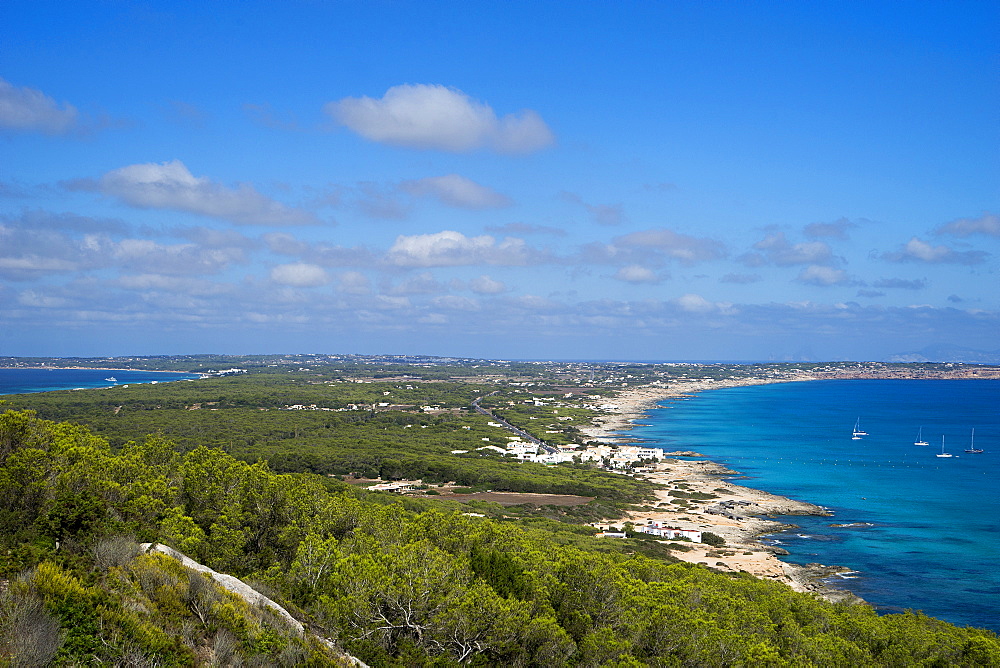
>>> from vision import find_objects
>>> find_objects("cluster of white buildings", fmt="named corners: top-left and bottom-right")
top-left (479, 396), bottom-right (666, 469)
top-left (594, 521), bottom-right (702, 542)
top-left (204, 368), bottom-right (247, 376)
top-left (578, 444), bottom-right (663, 468)
top-left (633, 521), bottom-right (703, 542)
top-left (475, 438), bottom-right (578, 464)
top-left (470, 438), bottom-right (665, 468)
top-left (369, 481), bottom-right (417, 493)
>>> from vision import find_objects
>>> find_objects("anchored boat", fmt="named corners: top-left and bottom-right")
top-left (936, 435), bottom-right (953, 458)
top-left (964, 428), bottom-right (983, 454)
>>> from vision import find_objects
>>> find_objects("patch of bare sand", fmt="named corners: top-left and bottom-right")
top-left (579, 379), bottom-right (861, 601)
top-left (611, 458), bottom-right (860, 602)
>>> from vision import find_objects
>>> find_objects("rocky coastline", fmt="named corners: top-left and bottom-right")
top-left (586, 379), bottom-right (864, 603)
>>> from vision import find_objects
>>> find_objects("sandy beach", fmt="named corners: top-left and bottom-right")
top-left (624, 458), bottom-right (859, 600)
top-left (579, 376), bottom-right (812, 444)
top-left (587, 379), bottom-right (863, 602)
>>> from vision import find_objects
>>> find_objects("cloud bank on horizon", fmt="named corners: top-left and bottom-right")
top-left (1, 2), bottom-right (997, 361)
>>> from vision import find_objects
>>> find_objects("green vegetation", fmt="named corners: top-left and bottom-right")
top-left (479, 392), bottom-right (600, 448)
top-left (1, 373), bottom-right (653, 506)
top-left (2, 357), bottom-right (1000, 665)
top-left (701, 532), bottom-right (727, 548)
top-left (1, 408), bottom-right (999, 666)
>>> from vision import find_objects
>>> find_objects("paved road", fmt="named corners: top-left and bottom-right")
top-left (471, 393), bottom-right (558, 454)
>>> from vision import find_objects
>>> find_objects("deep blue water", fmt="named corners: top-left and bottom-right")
top-left (0, 368), bottom-right (200, 395)
top-left (633, 379), bottom-right (1000, 632)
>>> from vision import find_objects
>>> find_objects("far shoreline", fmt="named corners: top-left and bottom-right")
top-left (0, 366), bottom-right (200, 374)
top-left (0, 367), bottom-right (204, 396)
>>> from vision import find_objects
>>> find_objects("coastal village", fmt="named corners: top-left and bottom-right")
top-left (347, 362), bottom-right (1000, 600)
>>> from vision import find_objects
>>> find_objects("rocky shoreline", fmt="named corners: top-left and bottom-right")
top-left (588, 379), bottom-right (864, 603)
top-left (633, 458), bottom-right (861, 602)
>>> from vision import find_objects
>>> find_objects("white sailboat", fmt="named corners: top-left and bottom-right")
top-left (914, 426), bottom-right (929, 446)
top-left (852, 417), bottom-right (867, 440)
top-left (964, 428), bottom-right (983, 454)
top-left (936, 435), bottom-right (953, 458)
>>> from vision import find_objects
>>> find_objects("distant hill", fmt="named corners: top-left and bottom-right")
top-left (888, 344), bottom-right (1000, 363)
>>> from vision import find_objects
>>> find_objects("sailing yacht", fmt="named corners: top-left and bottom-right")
top-left (914, 426), bottom-right (929, 446)
top-left (936, 435), bottom-right (953, 458)
top-left (964, 428), bottom-right (984, 454)
top-left (852, 417), bottom-right (867, 440)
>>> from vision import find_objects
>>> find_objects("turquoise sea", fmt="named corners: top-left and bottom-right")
top-left (0, 368), bottom-right (201, 395)
top-left (634, 379), bottom-right (1000, 632)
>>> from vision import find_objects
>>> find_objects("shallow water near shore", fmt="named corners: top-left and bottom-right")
top-left (635, 378), bottom-right (1000, 632)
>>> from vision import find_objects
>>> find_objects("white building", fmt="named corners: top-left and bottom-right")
top-left (635, 522), bottom-right (702, 542)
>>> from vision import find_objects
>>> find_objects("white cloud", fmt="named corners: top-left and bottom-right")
top-left (326, 84), bottom-right (554, 153)
top-left (614, 264), bottom-right (661, 283)
top-left (263, 232), bottom-right (309, 256)
top-left (903, 238), bottom-right (949, 262)
top-left (386, 230), bottom-right (533, 267)
top-left (111, 238), bottom-right (246, 275)
top-left (469, 275), bottom-right (506, 295)
top-left (375, 295), bottom-right (412, 310)
top-left (337, 271), bottom-right (372, 295)
top-left (750, 232), bottom-right (834, 266)
top-left (70, 160), bottom-right (318, 225)
top-left (0, 255), bottom-right (78, 280)
top-left (401, 174), bottom-right (511, 209)
top-left (17, 289), bottom-right (70, 308)
top-left (796, 265), bottom-right (851, 286)
top-left (673, 293), bottom-right (717, 313)
top-left (882, 237), bottom-right (988, 265)
top-left (614, 228), bottom-right (726, 264)
top-left (0, 78), bottom-right (79, 135)
top-left (935, 212), bottom-right (1000, 238)
top-left (270, 262), bottom-right (330, 287)
top-left (0, 211), bottom-right (260, 287)
top-left (418, 313), bottom-right (450, 325)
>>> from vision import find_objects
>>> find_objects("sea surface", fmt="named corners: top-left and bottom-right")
top-left (633, 378), bottom-right (1000, 632)
top-left (0, 367), bottom-right (201, 395)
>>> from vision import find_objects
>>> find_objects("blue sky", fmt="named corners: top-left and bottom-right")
top-left (2, 1), bottom-right (997, 361)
